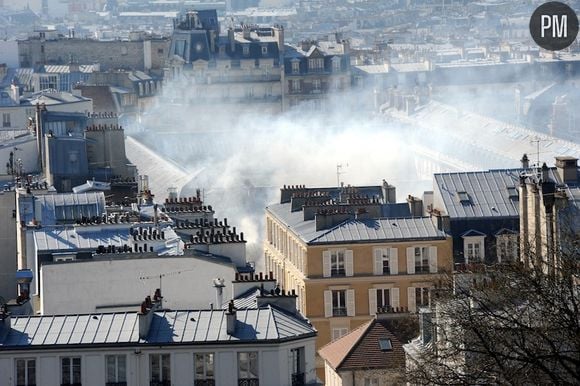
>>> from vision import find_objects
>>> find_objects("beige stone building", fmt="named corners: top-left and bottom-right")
top-left (264, 183), bottom-right (453, 379)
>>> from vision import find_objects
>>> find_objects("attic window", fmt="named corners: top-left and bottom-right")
top-left (456, 191), bottom-right (470, 203)
top-left (378, 338), bottom-right (393, 351)
top-left (507, 187), bottom-right (518, 199)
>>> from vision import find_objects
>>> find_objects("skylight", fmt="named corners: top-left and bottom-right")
top-left (456, 191), bottom-right (470, 203)
top-left (507, 187), bottom-right (518, 199)
top-left (378, 338), bottom-right (393, 351)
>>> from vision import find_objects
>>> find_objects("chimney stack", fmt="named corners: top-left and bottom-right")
top-left (521, 153), bottom-right (530, 169)
top-left (0, 305), bottom-right (10, 331)
top-left (213, 278), bottom-right (225, 309)
top-left (226, 300), bottom-right (237, 335)
top-left (554, 156), bottom-right (578, 184)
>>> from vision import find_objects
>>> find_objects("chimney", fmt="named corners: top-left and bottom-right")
top-left (407, 195), bottom-right (423, 217)
top-left (382, 179), bottom-right (396, 203)
top-left (0, 305), bottom-right (10, 331)
top-left (232, 271), bottom-right (276, 298)
top-left (226, 300), bottom-right (237, 335)
top-left (301, 40), bottom-right (311, 52)
top-left (213, 277), bottom-right (225, 309)
top-left (10, 81), bottom-right (20, 105)
top-left (554, 156), bottom-right (578, 184)
top-left (138, 291), bottom-right (162, 339)
top-left (541, 162), bottom-right (550, 182)
top-left (521, 153), bottom-right (530, 169)
top-left (228, 28), bottom-right (235, 52)
top-left (257, 288), bottom-right (298, 314)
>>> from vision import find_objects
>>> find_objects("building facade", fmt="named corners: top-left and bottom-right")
top-left (264, 183), bottom-right (453, 379)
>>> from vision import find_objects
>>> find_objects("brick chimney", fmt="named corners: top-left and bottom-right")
top-left (257, 287), bottom-right (298, 314)
top-left (138, 289), bottom-right (162, 339)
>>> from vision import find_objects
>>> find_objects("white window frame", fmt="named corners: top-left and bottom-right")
top-left (291, 79), bottom-right (301, 92)
top-left (61, 356), bottom-right (81, 386)
top-left (332, 289), bottom-right (346, 316)
top-left (414, 247), bottom-right (430, 273)
top-left (194, 353), bottom-right (214, 381)
top-left (291, 60), bottom-right (300, 74)
top-left (312, 79), bottom-right (321, 92)
top-left (105, 354), bottom-right (126, 384)
top-left (308, 57), bottom-right (324, 72)
top-left (374, 247), bottom-right (398, 275)
top-left (149, 353), bottom-right (171, 384)
top-left (15, 358), bottom-right (36, 386)
top-left (463, 235), bottom-right (485, 264)
top-left (406, 246), bottom-right (437, 274)
top-left (261, 45), bottom-right (268, 55)
top-left (238, 351), bottom-right (259, 382)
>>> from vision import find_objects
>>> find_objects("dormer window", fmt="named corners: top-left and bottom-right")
top-left (291, 60), bottom-right (300, 74)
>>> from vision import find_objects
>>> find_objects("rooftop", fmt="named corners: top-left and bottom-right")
top-left (0, 306), bottom-right (316, 349)
top-left (319, 318), bottom-right (406, 371)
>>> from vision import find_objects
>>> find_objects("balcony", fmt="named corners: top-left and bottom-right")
top-left (238, 379), bottom-right (259, 386)
top-left (195, 380), bottom-right (216, 386)
top-left (332, 307), bottom-right (347, 317)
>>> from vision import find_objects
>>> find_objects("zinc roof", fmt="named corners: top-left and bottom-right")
top-left (310, 217), bottom-right (447, 245)
top-left (0, 307), bottom-right (315, 349)
top-left (433, 168), bottom-right (546, 218)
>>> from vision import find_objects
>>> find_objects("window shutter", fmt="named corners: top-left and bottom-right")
top-left (389, 248), bottom-right (398, 275)
top-left (429, 246), bottom-right (438, 273)
top-left (406, 247), bottom-right (415, 274)
top-left (373, 249), bottom-right (383, 275)
top-left (324, 290), bottom-right (332, 317)
top-left (368, 288), bottom-right (377, 316)
top-left (346, 289), bottom-right (355, 316)
top-left (345, 250), bottom-right (354, 277)
top-left (390, 288), bottom-right (400, 310)
top-left (407, 286), bottom-right (416, 312)
top-left (322, 251), bottom-right (331, 277)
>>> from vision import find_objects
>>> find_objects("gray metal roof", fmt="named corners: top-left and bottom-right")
top-left (34, 192), bottom-right (106, 225)
top-left (34, 226), bottom-right (132, 252)
top-left (310, 217), bottom-right (447, 245)
top-left (434, 169), bottom-right (525, 219)
top-left (0, 307), bottom-right (315, 349)
top-left (266, 203), bottom-right (430, 244)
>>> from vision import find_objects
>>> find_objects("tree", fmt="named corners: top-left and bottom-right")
top-left (405, 229), bottom-right (580, 385)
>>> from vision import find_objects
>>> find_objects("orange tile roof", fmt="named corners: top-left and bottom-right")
top-left (318, 320), bottom-right (372, 370)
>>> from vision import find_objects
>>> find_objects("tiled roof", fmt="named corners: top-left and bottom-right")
top-left (318, 320), bottom-right (371, 369)
top-left (319, 319), bottom-right (406, 371)
top-left (0, 306), bottom-right (316, 349)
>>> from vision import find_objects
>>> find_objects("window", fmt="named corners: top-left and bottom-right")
top-left (378, 338), bottom-right (393, 351)
top-left (497, 235), bottom-right (517, 262)
top-left (331, 327), bottom-right (349, 341)
top-left (416, 287), bottom-right (429, 307)
top-left (290, 347), bottom-right (305, 386)
top-left (150, 354), bottom-right (170, 386)
top-left (238, 352), bottom-right (259, 385)
top-left (105, 355), bottom-right (126, 386)
top-left (376, 288), bottom-right (390, 312)
top-left (308, 58), bottom-right (324, 72)
top-left (2, 113), bottom-right (10, 127)
top-left (15, 358), bottom-right (35, 386)
top-left (261, 45), bottom-right (268, 55)
top-left (291, 60), bottom-right (300, 74)
top-left (243, 45), bottom-right (249, 56)
top-left (332, 289), bottom-right (347, 316)
top-left (312, 79), bottom-right (321, 93)
top-left (332, 58), bottom-right (341, 72)
top-left (364, 378), bottom-right (379, 386)
top-left (291, 79), bottom-right (301, 92)
top-left (380, 249), bottom-right (390, 274)
top-left (456, 191), bottom-right (470, 203)
top-left (330, 250), bottom-right (345, 277)
top-left (194, 353), bottom-right (214, 386)
top-left (61, 357), bottom-right (81, 386)
top-left (466, 241), bottom-right (483, 263)
top-left (414, 247), bottom-right (430, 273)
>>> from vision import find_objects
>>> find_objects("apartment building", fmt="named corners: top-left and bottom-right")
top-left (264, 183), bottom-right (453, 379)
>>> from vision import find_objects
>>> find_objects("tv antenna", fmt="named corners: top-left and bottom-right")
top-left (529, 137), bottom-right (549, 169)
top-left (139, 268), bottom-right (197, 304)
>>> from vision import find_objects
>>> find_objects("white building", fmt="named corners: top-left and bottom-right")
top-left (0, 292), bottom-right (318, 386)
